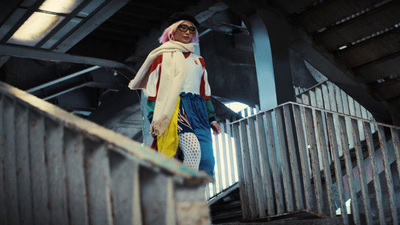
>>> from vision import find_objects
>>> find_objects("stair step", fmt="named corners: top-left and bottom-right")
top-left (214, 217), bottom-right (344, 225)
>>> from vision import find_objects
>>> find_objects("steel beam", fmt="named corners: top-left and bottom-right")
top-left (0, 44), bottom-right (136, 79)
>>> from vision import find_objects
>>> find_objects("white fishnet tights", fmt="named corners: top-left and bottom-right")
top-left (178, 133), bottom-right (201, 171)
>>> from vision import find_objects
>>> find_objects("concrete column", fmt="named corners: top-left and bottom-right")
top-left (245, 8), bottom-right (295, 110)
top-left (248, 14), bottom-right (276, 110)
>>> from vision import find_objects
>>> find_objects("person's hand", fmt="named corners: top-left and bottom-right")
top-left (210, 121), bottom-right (221, 135)
top-left (149, 123), bottom-right (157, 137)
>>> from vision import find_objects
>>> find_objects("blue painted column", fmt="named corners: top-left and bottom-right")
top-left (247, 12), bottom-right (295, 111)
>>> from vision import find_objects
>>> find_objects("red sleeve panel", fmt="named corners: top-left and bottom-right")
top-left (199, 57), bottom-right (210, 100)
top-left (147, 55), bottom-right (163, 101)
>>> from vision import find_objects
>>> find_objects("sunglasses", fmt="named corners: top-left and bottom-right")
top-left (177, 24), bottom-right (197, 34)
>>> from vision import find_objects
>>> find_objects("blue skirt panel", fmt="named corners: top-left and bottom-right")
top-left (179, 92), bottom-right (215, 177)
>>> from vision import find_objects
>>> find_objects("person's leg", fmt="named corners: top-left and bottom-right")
top-left (195, 128), bottom-right (215, 177)
top-left (180, 93), bottom-right (215, 177)
top-left (178, 132), bottom-right (201, 171)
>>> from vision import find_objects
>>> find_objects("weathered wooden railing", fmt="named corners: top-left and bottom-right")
top-left (231, 101), bottom-right (400, 225)
top-left (0, 81), bottom-right (211, 225)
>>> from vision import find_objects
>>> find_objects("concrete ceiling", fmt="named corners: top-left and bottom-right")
top-left (0, 0), bottom-right (399, 125)
top-left (281, 0), bottom-right (400, 124)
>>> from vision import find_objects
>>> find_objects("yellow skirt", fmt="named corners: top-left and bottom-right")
top-left (157, 96), bottom-right (180, 157)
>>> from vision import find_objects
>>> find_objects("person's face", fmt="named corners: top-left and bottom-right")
top-left (173, 20), bottom-right (196, 44)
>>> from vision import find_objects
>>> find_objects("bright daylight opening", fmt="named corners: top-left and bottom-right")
top-left (8, 0), bottom-right (81, 46)
top-left (8, 12), bottom-right (63, 46)
top-left (224, 101), bottom-right (249, 113)
top-left (39, 0), bottom-right (83, 14)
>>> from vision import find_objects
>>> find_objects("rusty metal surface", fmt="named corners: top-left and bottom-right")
top-left (340, 115), bottom-right (362, 224)
top-left (275, 108), bottom-right (294, 212)
top-left (292, 105), bottom-right (313, 211)
top-left (247, 116), bottom-right (265, 217)
top-left (265, 111), bottom-right (285, 214)
top-left (391, 128), bottom-right (400, 195)
top-left (377, 126), bottom-right (399, 224)
top-left (351, 119), bottom-right (373, 224)
top-left (326, 113), bottom-right (349, 224)
top-left (364, 122), bottom-right (386, 224)
top-left (239, 119), bottom-right (257, 219)
top-left (232, 122), bottom-right (250, 219)
top-left (255, 113), bottom-right (275, 216)
top-left (315, 110), bottom-right (336, 217)
top-left (284, 105), bottom-right (304, 211)
top-left (304, 107), bottom-right (325, 215)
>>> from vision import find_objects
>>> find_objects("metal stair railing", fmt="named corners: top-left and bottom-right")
top-left (295, 80), bottom-right (376, 151)
top-left (206, 81), bottom-right (394, 223)
top-left (0, 81), bottom-right (212, 225)
top-left (206, 107), bottom-right (260, 200)
top-left (231, 101), bottom-right (400, 225)
top-left (295, 80), bottom-right (375, 122)
top-left (208, 81), bottom-right (378, 200)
